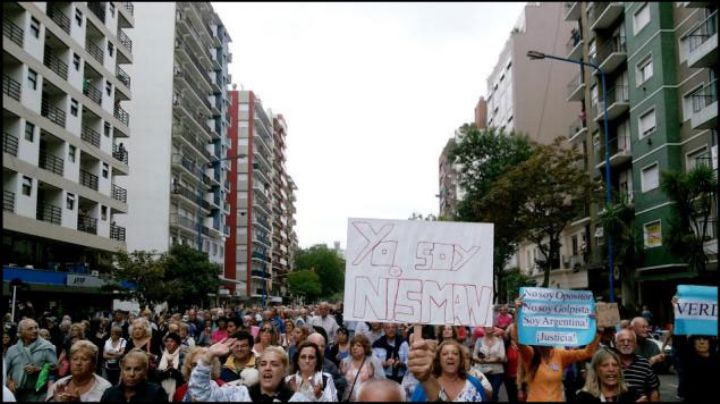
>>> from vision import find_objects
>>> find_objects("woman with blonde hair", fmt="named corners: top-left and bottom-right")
top-left (576, 348), bottom-right (641, 402)
top-left (100, 349), bottom-right (167, 402)
top-left (172, 347), bottom-right (225, 402)
top-left (123, 318), bottom-right (162, 375)
top-left (47, 340), bottom-right (112, 402)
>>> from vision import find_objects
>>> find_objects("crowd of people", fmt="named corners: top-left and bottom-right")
top-left (2, 298), bottom-right (717, 402)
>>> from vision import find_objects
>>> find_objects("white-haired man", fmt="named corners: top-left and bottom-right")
top-left (308, 302), bottom-right (339, 345)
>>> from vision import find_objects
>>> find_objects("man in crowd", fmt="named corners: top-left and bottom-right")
top-left (220, 331), bottom-right (259, 385)
top-left (357, 378), bottom-right (406, 402)
top-left (631, 316), bottom-right (666, 370)
top-left (614, 328), bottom-right (661, 401)
top-left (5, 319), bottom-right (57, 401)
top-left (372, 323), bottom-right (407, 383)
top-left (309, 302), bottom-right (339, 345)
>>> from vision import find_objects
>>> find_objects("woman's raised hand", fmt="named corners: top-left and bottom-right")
top-left (208, 337), bottom-right (237, 358)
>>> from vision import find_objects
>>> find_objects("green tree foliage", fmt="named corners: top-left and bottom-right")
top-left (660, 164), bottom-right (718, 272)
top-left (600, 200), bottom-right (643, 271)
top-left (501, 267), bottom-right (537, 303)
top-left (481, 138), bottom-right (601, 287)
top-left (294, 245), bottom-right (345, 296)
top-left (110, 249), bottom-right (169, 305)
top-left (288, 270), bottom-right (322, 301)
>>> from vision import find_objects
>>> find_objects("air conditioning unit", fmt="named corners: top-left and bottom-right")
top-left (91, 270), bottom-right (100, 276)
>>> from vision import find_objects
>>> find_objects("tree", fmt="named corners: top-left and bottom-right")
top-left (661, 164), bottom-right (718, 273)
top-left (288, 270), bottom-right (322, 302)
top-left (482, 138), bottom-right (602, 287)
top-left (450, 124), bottom-right (534, 300)
top-left (294, 245), bottom-right (345, 297)
top-left (501, 267), bottom-right (537, 303)
top-left (110, 249), bottom-right (169, 305)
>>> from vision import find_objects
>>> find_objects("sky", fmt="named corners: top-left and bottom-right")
top-left (212, 2), bottom-right (528, 249)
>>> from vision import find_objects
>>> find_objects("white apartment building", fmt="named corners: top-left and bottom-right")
top-left (116, 2), bottom-right (232, 265)
top-left (3, 2), bottom-right (133, 272)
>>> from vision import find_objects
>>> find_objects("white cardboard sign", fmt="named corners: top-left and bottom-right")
top-left (342, 218), bottom-right (494, 326)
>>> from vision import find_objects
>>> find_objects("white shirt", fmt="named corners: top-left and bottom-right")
top-left (309, 315), bottom-right (339, 344)
top-left (284, 372), bottom-right (337, 402)
top-left (46, 374), bottom-right (112, 402)
top-left (103, 337), bottom-right (127, 365)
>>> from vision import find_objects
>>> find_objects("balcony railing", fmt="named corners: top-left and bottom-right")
top-left (116, 65), bottom-right (131, 88)
top-left (83, 82), bottom-right (102, 105)
top-left (118, 29), bottom-right (133, 53)
top-left (110, 223), bottom-right (126, 241)
top-left (41, 99), bottom-right (67, 128)
top-left (44, 48), bottom-right (69, 80)
top-left (112, 143), bottom-right (129, 165)
top-left (111, 184), bottom-right (127, 203)
top-left (176, 128), bottom-right (212, 160)
top-left (114, 104), bottom-right (129, 126)
top-left (87, 2), bottom-right (106, 23)
top-left (687, 11), bottom-right (717, 53)
top-left (593, 36), bottom-right (627, 71)
top-left (3, 190), bottom-right (14, 213)
top-left (2, 16), bottom-right (23, 47)
top-left (3, 132), bottom-right (18, 156)
top-left (46, 6), bottom-right (71, 34)
top-left (691, 79), bottom-right (718, 113)
top-left (86, 41), bottom-right (104, 64)
top-left (81, 125), bottom-right (101, 148)
top-left (171, 213), bottom-right (196, 230)
top-left (39, 150), bottom-right (65, 176)
top-left (77, 214), bottom-right (98, 235)
top-left (37, 202), bottom-right (62, 225)
top-left (3, 74), bottom-right (21, 101)
top-left (80, 169), bottom-right (99, 190)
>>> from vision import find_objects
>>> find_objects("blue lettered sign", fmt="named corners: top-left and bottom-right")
top-left (674, 285), bottom-right (718, 336)
top-left (518, 287), bottom-right (596, 347)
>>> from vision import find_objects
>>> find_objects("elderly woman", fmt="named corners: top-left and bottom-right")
top-left (47, 340), bottom-right (112, 402)
top-left (286, 341), bottom-right (337, 401)
top-left (187, 339), bottom-right (304, 401)
top-left (57, 323), bottom-right (86, 377)
top-left (103, 326), bottom-right (127, 386)
top-left (5, 319), bottom-right (57, 401)
top-left (410, 339), bottom-right (489, 401)
top-left (340, 334), bottom-right (379, 401)
top-left (100, 349), bottom-right (168, 402)
top-left (124, 318), bottom-right (162, 373)
top-left (156, 333), bottom-right (185, 400)
top-left (575, 349), bottom-right (641, 402)
top-left (253, 324), bottom-right (279, 356)
top-left (172, 347), bottom-right (225, 402)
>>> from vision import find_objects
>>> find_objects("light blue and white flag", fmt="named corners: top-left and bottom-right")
top-left (674, 285), bottom-right (717, 336)
top-left (518, 287), bottom-right (596, 347)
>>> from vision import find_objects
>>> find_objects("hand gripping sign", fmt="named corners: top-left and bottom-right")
top-left (518, 287), bottom-right (596, 347)
top-left (343, 218), bottom-right (494, 326)
top-left (674, 285), bottom-right (718, 336)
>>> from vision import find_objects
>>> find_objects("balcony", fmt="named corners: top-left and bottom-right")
top-left (594, 36), bottom-right (627, 73)
top-left (111, 184), bottom-right (127, 203)
top-left (77, 214), bottom-right (98, 235)
top-left (3, 74), bottom-right (21, 101)
top-left (87, 2), bottom-right (106, 23)
top-left (4, 190), bottom-right (15, 213)
top-left (83, 82), bottom-right (102, 105)
top-left (568, 117), bottom-right (588, 142)
top-left (80, 169), bottom-right (99, 191)
top-left (114, 104), bottom-right (130, 127)
top-left (41, 99), bottom-right (66, 128)
top-left (116, 65), bottom-right (131, 88)
top-left (593, 85), bottom-right (629, 122)
top-left (175, 128), bottom-right (212, 161)
top-left (37, 202), bottom-right (62, 225)
top-left (118, 30), bottom-right (133, 54)
top-left (690, 80), bottom-right (718, 130)
top-left (110, 223), bottom-right (126, 241)
top-left (2, 16), bottom-right (23, 47)
top-left (46, 6), bottom-right (70, 34)
top-left (564, 2), bottom-right (580, 21)
top-left (39, 150), bottom-right (64, 176)
top-left (566, 34), bottom-right (583, 60)
top-left (3, 132), bottom-right (18, 156)
top-left (170, 213), bottom-right (197, 231)
top-left (81, 125), bottom-right (101, 148)
top-left (567, 73), bottom-right (585, 102)
top-left (251, 270), bottom-right (271, 279)
top-left (589, 2), bottom-right (624, 31)
top-left (686, 11), bottom-right (717, 68)
top-left (112, 143), bottom-right (129, 165)
top-left (595, 135), bottom-right (632, 169)
top-left (86, 41), bottom-right (104, 65)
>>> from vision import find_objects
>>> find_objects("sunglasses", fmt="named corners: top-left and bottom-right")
top-left (261, 328), bottom-right (274, 333)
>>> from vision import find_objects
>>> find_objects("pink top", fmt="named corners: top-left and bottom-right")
top-left (211, 329), bottom-right (229, 343)
top-left (495, 313), bottom-right (513, 329)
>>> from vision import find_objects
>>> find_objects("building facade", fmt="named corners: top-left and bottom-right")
top-left (3, 2), bottom-right (133, 275)
top-left (115, 2), bottom-right (232, 266)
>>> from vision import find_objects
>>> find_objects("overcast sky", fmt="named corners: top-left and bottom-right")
top-left (212, 2), bottom-right (528, 249)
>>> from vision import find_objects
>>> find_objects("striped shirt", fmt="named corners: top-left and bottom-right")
top-left (622, 354), bottom-right (659, 397)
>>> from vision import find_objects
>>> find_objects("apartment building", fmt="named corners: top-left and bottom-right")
top-left (563, 1), bottom-right (717, 315)
top-left (115, 3), bottom-right (232, 266)
top-left (3, 2), bottom-right (133, 281)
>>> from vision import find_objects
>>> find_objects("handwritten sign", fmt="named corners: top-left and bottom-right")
top-left (596, 302), bottom-right (620, 328)
top-left (518, 287), bottom-right (596, 347)
top-left (674, 285), bottom-right (717, 336)
top-left (112, 299), bottom-right (140, 314)
top-left (342, 218), bottom-right (494, 326)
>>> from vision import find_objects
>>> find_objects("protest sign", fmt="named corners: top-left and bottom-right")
top-left (674, 284), bottom-right (717, 336)
top-left (342, 218), bottom-right (494, 326)
top-left (518, 287), bottom-right (596, 346)
top-left (596, 302), bottom-right (620, 328)
top-left (112, 299), bottom-right (140, 314)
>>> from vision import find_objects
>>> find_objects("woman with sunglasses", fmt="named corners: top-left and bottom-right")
top-left (253, 325), bottom-right (279, 356)
top-left (286, 341), bottom-right (337, 401)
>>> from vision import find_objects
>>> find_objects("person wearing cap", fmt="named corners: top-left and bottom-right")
top-left (156, 333), bottom-right (185, 400)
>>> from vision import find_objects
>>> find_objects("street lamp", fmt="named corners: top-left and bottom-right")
top-left (527, 50), bottom-right (616, 303)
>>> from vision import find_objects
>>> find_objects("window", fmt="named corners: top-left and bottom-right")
top-left (72, 53), bottom-right (81, 70)
top-left (68, 145), bottom-right (76, 162)
top-left (66, 193), bottom-right (75, 210)
top-left (641, 163), bottom-right (659, 192)
top-left (643, 220), bottom-right (662, 248)
top-left (634, 3), bottom-right (650, 35)
top-left (30, 17), bottom-right (40, 38)
top-left (571, 235), bottom-right (579, 255)
top-left (25, 122), bottom-right (35, 142)
top-left (107, 42), bottom-right (114, 57)
top-left (75, 8), bottom-right (83, 26)
top-left (105, 81), bottom-right (112, 97)
top-left (28, 69), bottom-right (38, 90)
top-left (686, 146), bottom-right (709, 170)
top-left (22, 176), bottom-right (32, 196)
top-left (104, 122), bottom-right (111, 137)
top-left (636, 55), bottom-right (653, 85)
top-left (639, 109), bottom-right (656, 138)
top-left (101, 205), bottom-right (107, 221)
top-left (70, 99), bottom-right (79, 116)
top-left (102, 162), bottom-right (109, 178)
